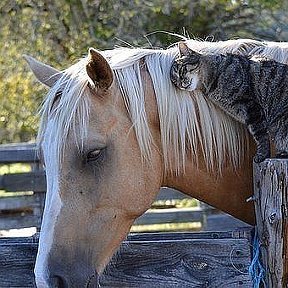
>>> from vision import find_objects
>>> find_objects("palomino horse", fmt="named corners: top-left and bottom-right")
top-left (25, 39), bottom-right (288, 287)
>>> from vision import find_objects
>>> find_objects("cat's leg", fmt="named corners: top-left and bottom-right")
top-left (274, 121), bottom-right (288, 158)
top-left (247, 120), bottom-right (270, 163)
top-left (244, 101), bottom-right (270, 163)
top-left (250, 131), bottom-right (270, 163)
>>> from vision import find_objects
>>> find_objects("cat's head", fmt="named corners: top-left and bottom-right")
top-left (171, 42), bottom-right (214, 92)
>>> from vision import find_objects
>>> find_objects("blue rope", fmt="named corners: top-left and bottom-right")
top-left (249, 229), bottom-right (266, 288)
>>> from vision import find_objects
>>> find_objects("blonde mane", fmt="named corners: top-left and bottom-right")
top-left (38, 39), bottom-right (288, 175)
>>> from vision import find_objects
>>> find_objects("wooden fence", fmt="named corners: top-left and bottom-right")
top-left (0, 230), bottom-right (253, 287)
top-left (0, 143), bottom-right (45, 230)
top-left (0, 143), bottom-right (254, 287)
top-left (0, 143), bottom-right (252, 233)
top-left (2, 144), bottom-right (287, 287)
top-left (0, 143), bottom-right (220, 232)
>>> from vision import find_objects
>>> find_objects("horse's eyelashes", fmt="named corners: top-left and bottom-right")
top-left (86, 149), bottom-right (102, 163)
top-left (50, 90), bottom-right (62, 112)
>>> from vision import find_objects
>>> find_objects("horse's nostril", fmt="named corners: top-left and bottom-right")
top-left (51, 275), bottom-right (67, 288)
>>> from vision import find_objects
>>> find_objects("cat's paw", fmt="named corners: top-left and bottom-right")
top-left (253, 154), bottom-right (268, 163)
top-left (276, 152), bottom-right (288, 159)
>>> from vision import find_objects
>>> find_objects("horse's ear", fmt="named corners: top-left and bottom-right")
top-left (178, 42), bottom-right (199, 57)
top-left (23, 55), bottom-right (62, 88)
top-left (86, 48), bottom-right (113, 90)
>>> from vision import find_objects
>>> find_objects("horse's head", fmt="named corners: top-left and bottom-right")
top-left (26, 49), bottom-right (163, 287)
top-left (25, 40), bottom-right (258, 287)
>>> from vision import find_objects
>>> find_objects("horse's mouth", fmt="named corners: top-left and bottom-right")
top-left (86, 273), bottom-right (99, 288)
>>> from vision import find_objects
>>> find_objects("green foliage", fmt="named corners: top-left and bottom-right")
top-left (0, 163), bottom-right (31, 175)
top-left (0, 0), bottom-right (287, 143)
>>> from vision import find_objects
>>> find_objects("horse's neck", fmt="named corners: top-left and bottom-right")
top-left (141, 66), bottom-right (255, 225)
top-left (163, 153), bottom-right (255, 225)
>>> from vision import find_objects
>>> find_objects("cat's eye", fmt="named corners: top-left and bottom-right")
top-left (187, 63), bottom-right (199, 70)
top-left (86, 149), bottom-right (102, 163)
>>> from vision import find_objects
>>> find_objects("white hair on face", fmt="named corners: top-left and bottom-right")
top-left (35, 60), bottom-right (92, 285)
top-left (38, 39), bottom-right (288, 176)
top-left (38, 59), bottom-right (91, 165)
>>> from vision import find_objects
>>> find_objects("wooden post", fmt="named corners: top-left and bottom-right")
top-left (31, 162), bottom-right (45, 231)
top-left (253, 159), bottom-right (288, 287)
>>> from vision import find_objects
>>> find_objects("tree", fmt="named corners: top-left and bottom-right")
top-left (0, 0), bottom-right (287, 143)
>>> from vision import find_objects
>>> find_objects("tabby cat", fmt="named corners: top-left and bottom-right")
top-left (170, 42), bottom-right (288, 162)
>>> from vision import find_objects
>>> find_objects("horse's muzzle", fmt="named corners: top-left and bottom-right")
top-left (50, 275), bottom-right (67, 288)
top-left (48, 272), bottom-right (99, 288)
top-left (87, 274), bottom-right (99, 288)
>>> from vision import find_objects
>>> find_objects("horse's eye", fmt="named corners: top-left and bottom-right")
top-left (86, 149), bottom-right (102, 162)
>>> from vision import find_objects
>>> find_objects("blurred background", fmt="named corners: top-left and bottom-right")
top-left (0, 0), bottom-right (288, 144)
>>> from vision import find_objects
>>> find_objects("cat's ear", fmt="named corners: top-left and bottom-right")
top-left (178, 42), bottom-right (190, 56)
top-left (178, 42), bottom-right (199, 58)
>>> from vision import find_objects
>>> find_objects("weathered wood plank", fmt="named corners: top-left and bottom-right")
top-left (203, 213), bottom-right (252, 231)
top-left (0, 214), bottom-right (38, 230)
top-left (156, 187), bottom-right (192, 201)
top-left (128, 230), bottom-right (252, 242)
top-left (0, 242), bottom-right (37, 287)
top-left (0, 231), bottom-right (253, 287)
top-left (0, 207), bottom-right (203, 230)
top-left (0, 230), bottom-right (252, 244)
top-left (0, 172), bottom-right (46, 192)
top-left (134, 207), bottom-right (203, 225)
top-left (0, 195), bottom-right (37, 211)
top-left (0, 143), bottom-right (38, 163)
top-left (102, 238), bottom-right (252, 287)
top-left (253, 159), bottom-right (288, 287)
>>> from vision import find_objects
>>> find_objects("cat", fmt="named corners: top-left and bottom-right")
top-left (170, 42), bottom-right (288, 163)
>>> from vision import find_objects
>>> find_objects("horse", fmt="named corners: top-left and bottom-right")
top-left (25, 38), bottom-right (288, 287)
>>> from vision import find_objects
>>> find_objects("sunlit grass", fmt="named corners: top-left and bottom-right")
top-left (131, 222), bottom-right (202, 233)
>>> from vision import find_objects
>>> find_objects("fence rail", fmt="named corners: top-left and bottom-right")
top-left (0, 171), bottom-right (46, 192)
top-left (0, 143), bottom-right (38, 163)
top-left (0, 230), bottom-right (253, 287)
top-left (0, 143), bottom-right (251, 232)
top-left (0, 143), bottom-right (209, 232)
top-left (0, 143), bottom-right (254, 287)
